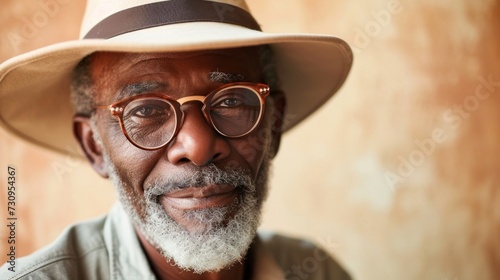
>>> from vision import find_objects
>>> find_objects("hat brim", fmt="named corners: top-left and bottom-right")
top-left (0, 22), bottom-right (352, 158)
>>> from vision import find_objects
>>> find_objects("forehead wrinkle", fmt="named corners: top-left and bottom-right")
top-left (92, 48), bottom-right (261, 103)
top-left (104, 51), bottom-right (231, 73)
top-left (94, 53), bottom-right (173, 83)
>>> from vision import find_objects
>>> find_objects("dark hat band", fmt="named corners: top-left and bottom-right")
top-left (84, 0), bottom-right (261, 39)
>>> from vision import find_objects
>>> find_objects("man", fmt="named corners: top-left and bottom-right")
top-left (0, 0), bottom-right (352, 279)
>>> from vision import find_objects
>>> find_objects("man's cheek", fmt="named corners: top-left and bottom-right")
top-left (107, 134), bottom-right (153, 176)
top-left (116, 176), bottom-right (150, 220)
top-left (238, 139), bottom-right (258, 162)
top-left (227, 135), bottom-right (269, 176)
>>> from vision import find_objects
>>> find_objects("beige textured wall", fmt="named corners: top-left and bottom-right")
top-left (1, 0), bottom-right (499, 279)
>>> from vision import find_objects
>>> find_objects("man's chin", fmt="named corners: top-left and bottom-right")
top-left (141, 200), bottom-right (260, 273)
top-left (159, 198), bottom-right (240, 234)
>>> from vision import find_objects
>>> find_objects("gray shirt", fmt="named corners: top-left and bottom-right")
top-left (0, 203), bottom-right (351, 279)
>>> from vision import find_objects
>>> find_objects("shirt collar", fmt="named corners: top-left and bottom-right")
top-left (251, 236), bottom-right (285, 279)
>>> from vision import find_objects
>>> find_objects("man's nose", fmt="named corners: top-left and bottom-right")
top-left (167, 103), bottom-right (230, 166)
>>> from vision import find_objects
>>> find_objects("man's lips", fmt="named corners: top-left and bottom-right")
top-left (160, 184), bottom-right (238, 210)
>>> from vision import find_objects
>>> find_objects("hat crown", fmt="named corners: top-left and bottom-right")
top-left (80, 0), bottom-right (251, 39)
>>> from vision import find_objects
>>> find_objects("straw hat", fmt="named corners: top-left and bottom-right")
top-left (0, 0), bottom-right (353, 157)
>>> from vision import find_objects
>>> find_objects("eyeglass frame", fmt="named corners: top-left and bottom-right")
top-left (94, 82), bottom-right (271, 150)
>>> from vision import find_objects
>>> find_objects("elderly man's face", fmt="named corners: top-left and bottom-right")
top-left (75, 47), bottom-right (284, 272)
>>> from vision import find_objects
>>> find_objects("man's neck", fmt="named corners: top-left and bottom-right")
top-left (135, 228), bottom-right (254, 280)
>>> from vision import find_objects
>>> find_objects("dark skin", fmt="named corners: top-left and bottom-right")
top-left (73, 47), bottom-right (286, 280)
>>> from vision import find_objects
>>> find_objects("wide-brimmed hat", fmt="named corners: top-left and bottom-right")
top-left (0, 0), bottom-right (353, 157)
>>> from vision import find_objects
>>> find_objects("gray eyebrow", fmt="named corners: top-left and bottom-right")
top-left (208, 71), bottom-right (245, 84)
top-left (116, 81), bottom-right (168, 100)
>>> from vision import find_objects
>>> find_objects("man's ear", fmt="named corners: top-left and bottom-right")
top-left (73, 115), bottom-right (109, 178)
top-left (269, 90), bottom-right (286, 158)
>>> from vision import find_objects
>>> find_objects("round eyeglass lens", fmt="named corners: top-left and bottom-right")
top-left (209, 87), bottom-right (262, 136)
top-left (122, 98), bottom-right (177, 148)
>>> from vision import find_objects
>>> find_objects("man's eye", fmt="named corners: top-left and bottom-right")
top-left (219, 98), bottom-right (243, 107)
top-left (213, 93), bottom-right (249, 108)
top-left (132, 106), bottom-right (165, 117)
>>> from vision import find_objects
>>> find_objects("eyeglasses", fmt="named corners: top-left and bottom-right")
top-left (95, 82), bottom-right (270, 150)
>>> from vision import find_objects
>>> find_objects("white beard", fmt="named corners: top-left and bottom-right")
top-left (104, 155), bottom-right (270, 273)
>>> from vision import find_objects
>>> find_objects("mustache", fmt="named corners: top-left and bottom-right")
top-left (145, 164), bottom-right (255, 200)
